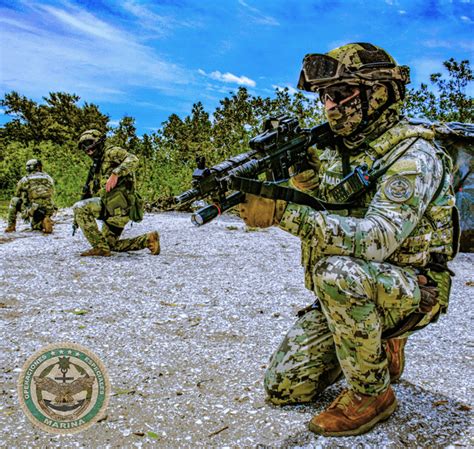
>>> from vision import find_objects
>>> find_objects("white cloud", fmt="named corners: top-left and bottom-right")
top-left (460, 15), bottom-right (473, 23)
top-left (121, 0), bottom-right (200, 37)
top-left (199, 69), bottom-right (256, 87)
top-left (38, 4), bottom-right (125, 43)
top-left (238, 0), bottom-right (279, 26)
top-left (0, 3), bottom-right (191, 102)
top-left (398, 10), bottom-right (407, 14)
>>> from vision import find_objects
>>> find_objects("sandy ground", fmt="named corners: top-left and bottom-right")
top-left (0, 209), bottom-right (473, 448)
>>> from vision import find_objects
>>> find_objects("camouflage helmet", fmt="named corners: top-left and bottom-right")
top-left (297, 42), bottom-right (410, 92)
top-left (26, 159), bottom-right (42, 173)
top-left (78, 129), bottom-right (104, 157)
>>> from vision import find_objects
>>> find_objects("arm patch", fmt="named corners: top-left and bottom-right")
top-left (383, 175), bottom-right (414, 203)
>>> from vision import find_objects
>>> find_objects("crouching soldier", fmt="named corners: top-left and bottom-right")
top-left (73, 129), bottom-right (160, 257)
top-left (5, 159), bottom-right (56, 233)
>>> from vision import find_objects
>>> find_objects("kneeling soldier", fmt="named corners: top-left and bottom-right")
top-left (73, 129), bottom-right (160, 257)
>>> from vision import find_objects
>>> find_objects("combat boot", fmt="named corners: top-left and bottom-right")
top-left (42, 217), bottom-right (54, 234)
top-left (80, 247), bottom-right (111, 257)
top-left (5, 224), bottom-right (16, 232)
top-left (147, 231), bottom-right (160, 255)
top-left (386, 337), bottom-right (408, 382)
top-left (308, 386), bottom-right (397, 437)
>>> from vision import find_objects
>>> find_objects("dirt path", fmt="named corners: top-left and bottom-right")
top-left (1, 210), bottom-right (473, 448)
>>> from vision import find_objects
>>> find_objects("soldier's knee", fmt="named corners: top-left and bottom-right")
top-left (313, 256), bottom-right (371, 303)
top-left (264, 364), bottom-right (327, 405)
top-left (263, 369), bottom-right (297, 405)
top-left (73, 200), bottom-right (85, 215)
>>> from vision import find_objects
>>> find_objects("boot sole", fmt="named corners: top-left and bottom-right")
top-left (308, 397), bottom-right (398, 437)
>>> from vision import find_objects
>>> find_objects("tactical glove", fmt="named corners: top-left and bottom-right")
top-left (291, 147), bottom-right (320, 191)
top-left (239, 194), bottom-right (287, 228)
top-left (417, 275), bottom-right (439, 313)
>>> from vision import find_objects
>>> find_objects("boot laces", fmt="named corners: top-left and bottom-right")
top-left (331, 389), bottom-right (363, 410)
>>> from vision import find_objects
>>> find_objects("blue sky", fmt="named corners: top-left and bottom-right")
top-left (0, 0), bottom-right (473, 135)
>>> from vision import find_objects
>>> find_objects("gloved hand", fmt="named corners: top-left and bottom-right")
top-left (417, 275), bottom-right (439, 313)
top-left (239, 194), bottom-right (287, 228)
top-left (291, 147), bottom-right (320, 191)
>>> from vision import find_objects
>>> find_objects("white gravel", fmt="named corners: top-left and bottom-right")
top-left (0, 209), bottom-right (473, 448)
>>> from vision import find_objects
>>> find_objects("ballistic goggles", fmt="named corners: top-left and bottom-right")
top-left (297, 53), bottom-right (410, 91)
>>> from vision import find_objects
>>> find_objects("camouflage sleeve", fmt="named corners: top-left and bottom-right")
top-left (15, 177), bottom-right (28, 197)
top-left (279, 139), bottom-right (444, 261)
top-left (106, 147), bottom-right (139, 177)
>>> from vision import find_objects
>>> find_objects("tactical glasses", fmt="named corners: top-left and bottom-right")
top-left (79, 139), bottom-right (97, 153)
top-left (319, 84), bottom-right (360, 105)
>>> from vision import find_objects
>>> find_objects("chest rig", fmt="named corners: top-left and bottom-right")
top-left (318, 122), bottom-right (436, 205)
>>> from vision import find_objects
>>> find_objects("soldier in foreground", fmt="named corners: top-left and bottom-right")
top-left (239, 43), bottom-right (458, 436)
top-left (73, 129), bottom-right (160, 257)
top-left (5, 159), bottom-right (56, 234)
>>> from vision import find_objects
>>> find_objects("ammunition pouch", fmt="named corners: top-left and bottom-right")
top-left (103, 185), bottom-right (130, 217)
top-left (129, 191), bottom-right (144, 223)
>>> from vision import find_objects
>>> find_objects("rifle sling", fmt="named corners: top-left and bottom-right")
top-left (231, 176), bottom-right (354, 211)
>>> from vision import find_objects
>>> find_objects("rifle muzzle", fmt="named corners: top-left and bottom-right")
top-left (174, 188), bottom-right (200, 204)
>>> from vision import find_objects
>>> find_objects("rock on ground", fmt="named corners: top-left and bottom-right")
top-left (0, 210), bottom-right (473, 448)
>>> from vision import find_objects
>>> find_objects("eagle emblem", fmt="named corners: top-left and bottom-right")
top-left (34, 375), bottom-right (95, 405)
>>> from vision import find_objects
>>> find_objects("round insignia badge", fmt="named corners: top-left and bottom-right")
top-left (383, 175), bottom-right (414, 203)
top-left (17, 342), bottom-right (110, 434)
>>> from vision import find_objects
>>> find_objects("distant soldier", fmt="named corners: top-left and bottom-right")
top-left (5, 159), bottom-right (56, 233)
top-left (73, 129), bottom-right (160, 257)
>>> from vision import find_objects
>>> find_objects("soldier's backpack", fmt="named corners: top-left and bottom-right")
top-left (409, 119), bottom-right (474, 253)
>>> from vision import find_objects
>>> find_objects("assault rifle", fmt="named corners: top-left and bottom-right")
top-left (174, 115), bottom-right (351, 226)
top-left (72, 157), bottom-right (102, 236)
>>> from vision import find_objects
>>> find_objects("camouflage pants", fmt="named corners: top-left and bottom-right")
top-left (73, 197), bottom-right (149, 252)
top-left (8, 197), bottom-right (54, 230)
top-left (265, 255), bottom-right (422, 404)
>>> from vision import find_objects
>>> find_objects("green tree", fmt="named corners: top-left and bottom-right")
top-left (109, 116), bottom-right (140, 152)
top-left (405, 58), bottom-right (473, 122)
top-left (0, 91), bottom-right (109, 146)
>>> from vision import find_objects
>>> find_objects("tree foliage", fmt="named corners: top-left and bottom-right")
top-left (0, 57), bottom-right (471, 209)
top-left (405, 58), bottom-right (473, 122)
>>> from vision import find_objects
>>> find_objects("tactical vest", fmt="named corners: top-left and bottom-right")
top-left (20, 172), bottom-right (55, 202)
top-left (301, 122), bottom-right (458, 293)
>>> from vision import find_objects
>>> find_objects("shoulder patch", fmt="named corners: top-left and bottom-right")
top-left (383, 175), bottom-right (414, 203)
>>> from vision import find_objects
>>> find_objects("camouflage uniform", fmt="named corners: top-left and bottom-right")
top-left (73, 144), bottom-right (149, 252)
top-left (264, 120), bottom-right (457, 403)
top-left (7, 171), bottom-right (56, 231)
